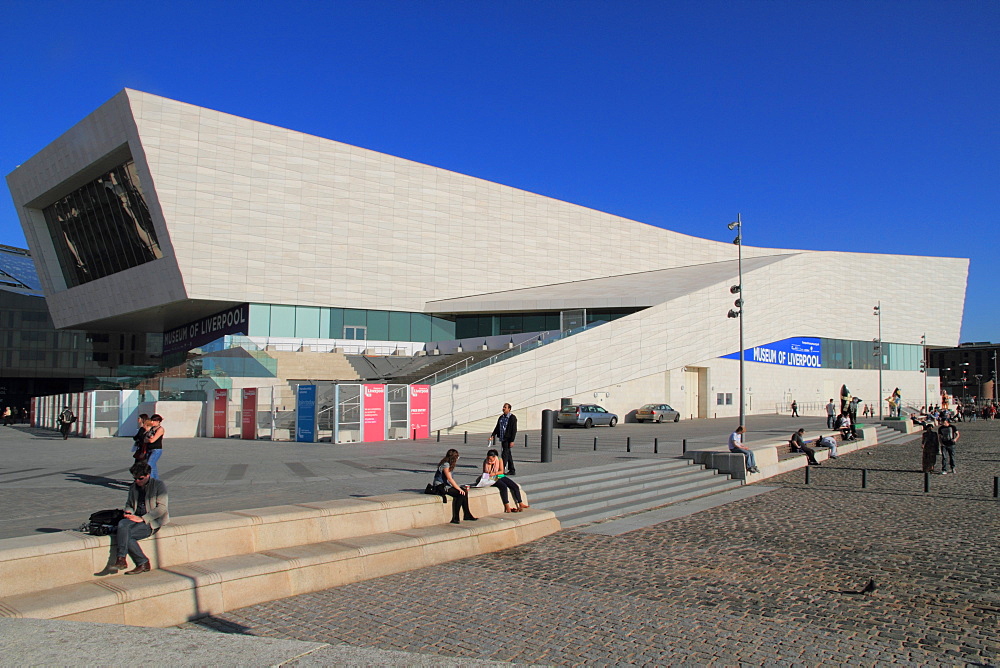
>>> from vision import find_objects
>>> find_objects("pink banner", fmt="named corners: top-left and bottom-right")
top-left (363, 384), bottom-right (385, 442)
top-left (241, 388), bottom-right (257, 440)
top-left (213, 389), bottom-right (228, 438)
top-left (409, 384), bottom-right (430, 438)
top-left (30, 397), bottom-right (35, 428)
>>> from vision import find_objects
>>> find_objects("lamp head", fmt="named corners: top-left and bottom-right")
top-left (728, 221), bottom-right (738, 230)
top-left (727, 309), bottom-right (740, 319)
top-left (730, 285), bottom-right (741, 294)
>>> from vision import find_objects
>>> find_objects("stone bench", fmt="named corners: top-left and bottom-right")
top-left (685, 428), bottom-right (876, 481)
top-left (0, 487), bottom-right (558, 627)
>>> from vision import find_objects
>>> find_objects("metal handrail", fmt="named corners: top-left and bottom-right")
top-left (427, 322), bottom-right (606, 386)
top-left (413, 356), bottom-right (476, 385)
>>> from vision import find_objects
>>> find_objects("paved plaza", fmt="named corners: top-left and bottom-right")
top-left (176, 422), bottom-right (1000, 666)
top-left (0, 414), bottom-right (823, 540)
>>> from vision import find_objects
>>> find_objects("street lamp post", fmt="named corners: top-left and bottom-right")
top-left (873, 302), bottom-right (883, 419)
top-left (726, 214), bottom-right (745, 428)
top-left (921, 333), bottom-right (927, 412)
top-left (960, 362), bottom-right (970, 404)
top-left (975, 374), bottom-right (983, 406)
top-left (993, 352), bottom-right (998, 403)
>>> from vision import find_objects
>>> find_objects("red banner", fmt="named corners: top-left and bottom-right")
top-left (213, 389), bottom-right (228, 438)
top-left (241, 388), bottom-right (257, 440)
top-left (29, 397), bottom-right (35, 428)
top-left (363, 384), bottom-right (385, 442)
top-left (409, 384), bottom-right (430, 438)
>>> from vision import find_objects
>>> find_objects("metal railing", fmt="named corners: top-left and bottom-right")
top-left (422, 321), bottom-right (607, 386)
top-left (413, 356), bottom-right (477, 385)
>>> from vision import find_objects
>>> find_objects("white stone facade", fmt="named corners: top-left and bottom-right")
top-left (5, 90), bottom-right (968, 429)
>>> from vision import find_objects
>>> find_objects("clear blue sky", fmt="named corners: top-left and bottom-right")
top-left (2, 1), bottom-right (997, 342)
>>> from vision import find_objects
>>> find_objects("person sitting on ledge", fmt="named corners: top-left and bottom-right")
top-left (816, 434), bottom-right (839, 459)
top-left (96, 461), bottom-right (169, 576)
top-left (483, 449), bottom-right (528, 513)
top-left (728, 425), bottom-right (759, 474)
top-left (791, 428), bottom-right (821, 466)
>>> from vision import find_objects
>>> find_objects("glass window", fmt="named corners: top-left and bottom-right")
top-left (269, 305), bottom-right (296, 337)
top-left (41, 159), bottom-right (162, 287)
top-left (248, 304), bottom-right (271, 337)
top-left (411, 314), bottom-right (433, 342)
top-left (366, 311), bottom-right (389, 340)
top-left (294, 306), bottom-right (321, 338)
top-left (388, 312), bottom-right (411, 341)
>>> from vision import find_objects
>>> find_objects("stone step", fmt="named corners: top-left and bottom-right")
top-left (557, 478), bottom-right (745, 528)
top-left (516, 458), bottom-right (739, 528)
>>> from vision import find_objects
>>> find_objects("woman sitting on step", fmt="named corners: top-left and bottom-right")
top-left (483, 449), bottom-right (529, 513)
top-left (433, 449), bottom-right (478, 524)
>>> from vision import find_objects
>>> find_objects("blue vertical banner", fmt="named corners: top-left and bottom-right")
top-left (296, 384), bottom-right (317, 443)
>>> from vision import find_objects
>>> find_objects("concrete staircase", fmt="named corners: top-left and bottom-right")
top-left (264, 350), bottom-right (360, 382)
top-left (518, 458), bottom-right (741, 528)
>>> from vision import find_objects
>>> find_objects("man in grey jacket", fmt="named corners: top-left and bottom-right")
top-left (96, 461), bottom-right (169, 576)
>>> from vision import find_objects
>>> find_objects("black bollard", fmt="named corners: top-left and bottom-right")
top-left (862, 469), bottom-right (868, 488)
top-left (464, 431), bottom-right (467, 444)
top-left (524, 434), bottom-right (528, 448)
top-left (627, 437), bottom-right (631, 453)
top-left (540, 409), bottom-right (554, 463)
top-left (557, 434), bottom-right (561, 449)
top-left (436, 430), bottom-right (440, 442)
top-left (593, 437), bottom-right (598, 451)
top-left (654, 437), bottom-right (658, 454)
top-left (924, 471), bottom-right (930, 493)
top-left (805, 465), bottom-right (811, 484)
top-left (412, 429), bottom-right (417, 440)
top-left (994, 476), bottom-right (999, 498)
top-left (682, 439), bottom-right (687, 454)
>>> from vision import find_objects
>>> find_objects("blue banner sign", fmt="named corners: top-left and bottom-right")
top-left (722, 337), bottom-right (822, 368)
top-left (296, 384), bottom-right (317, 442)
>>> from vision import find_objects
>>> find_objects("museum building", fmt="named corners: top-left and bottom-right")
top-left (6, 90), bottom-right (969, 433)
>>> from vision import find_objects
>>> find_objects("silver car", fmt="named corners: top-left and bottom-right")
top-left (557, 404), bottom-right (618, 428)
top-left (636, 403), bottom-right (680, 423)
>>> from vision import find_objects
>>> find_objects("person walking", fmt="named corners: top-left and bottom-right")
top-left (728, 425), bottom-right (759, 474)
top-left (58, 406), bottom-right (76, 440)
top-left (490, 403), bottom-right (518, 476)
top-left (937, 419), bottom-right (960, 474)
top-left (790, 400), bottom-right (799, 417)
top-left (826, 399), bottom-right (836, 429)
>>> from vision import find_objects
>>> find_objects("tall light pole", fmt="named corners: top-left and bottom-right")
top-left (873, 302), bottom-right (883, 419)
top-left (726, 214), bottom-right (745, 428)
top-left (993, 351), bottom-right (998, 403)
top-left (960, 362), bottom-right (970, 403)
top-left (920, 333), bottom-right (928, 412)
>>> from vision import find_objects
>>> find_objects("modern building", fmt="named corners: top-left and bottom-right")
top-left (928, 342), bottom-right (999, 404)
top-left (0, 244), bottom-right (162, 412)
top-left (6, 90), bottom-right (969, 432)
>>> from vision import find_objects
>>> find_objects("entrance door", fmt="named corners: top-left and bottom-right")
top-left (684, 369), bottom-right (700, 419)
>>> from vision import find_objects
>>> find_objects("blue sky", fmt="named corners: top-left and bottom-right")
top-left (1, 1), bottom-right (997, 341)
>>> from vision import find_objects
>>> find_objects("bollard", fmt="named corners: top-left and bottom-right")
top-left (436, 430), bottom-right (440, 442)
top-left (994, 476), bottom-right (999, 498)
top-left (924, 472), bottom-right (930, 493)
top-left (524, 434), bottom-right (528, 448)
top-left (627, 437), bottom-right (631, 453)
top-left (654, 437), bottom-right (658, 454)
top-left (682, 439), bottom-right (687, 454)
top-left (805, 465), bottom-right (811, 484)
top-left (540, 409), bottom-right (554, 463)
top-left (412, 429), bottom-right (417, 440)
top-left (557, 435), bottom-right (561, 449)
top-left (594, 437), bottom-right (598, 451)
top-left (862, 469), bottom-right (868, 488)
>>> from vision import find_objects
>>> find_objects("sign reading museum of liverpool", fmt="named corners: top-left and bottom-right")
top-left (722, 337), bottom-right (822, 368)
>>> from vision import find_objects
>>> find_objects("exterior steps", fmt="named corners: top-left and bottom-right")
top-left (264, 350), bottom-right (361, 382)
top-left (517, 459), bottom-right (741, 528)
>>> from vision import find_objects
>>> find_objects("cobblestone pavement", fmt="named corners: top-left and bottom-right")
top-left (181, 421), bottom-right (1000, 666)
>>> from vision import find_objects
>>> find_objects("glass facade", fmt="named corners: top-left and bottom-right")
top-left (248, 304), bottom-right (455, 343)
top-left (42, 160), bottom-right (162, 287)
top-left (456, 308), bottom-right (640, 339)
top-left (819, 338), bottom-right (922, 371)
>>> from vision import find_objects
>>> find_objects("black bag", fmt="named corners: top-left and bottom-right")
top-left (87, 509), bottom-right (124, 535)
top-left (424, 483), bottom-right (448, 503)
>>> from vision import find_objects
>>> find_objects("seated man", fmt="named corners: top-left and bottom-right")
top-left (728, 425), bottom-right (759, 474)
top-left (791, 428), bottom-right (820, 465)
top-left (96, 461), bottom-right (169, 576)
top-left (816, 435), bottom-right (839, 459)
top-left (837, 413), bottom-right (857, 441)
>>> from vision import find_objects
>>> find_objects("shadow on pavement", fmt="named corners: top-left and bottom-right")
top-left (65, 472), bottom-right (129, 491)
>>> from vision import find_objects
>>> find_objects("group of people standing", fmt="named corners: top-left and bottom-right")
top-left (2, 406), bottom-right (27, 426)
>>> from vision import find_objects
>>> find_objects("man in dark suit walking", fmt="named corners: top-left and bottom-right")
top-left (490, 403), bottom-right (518, 476)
